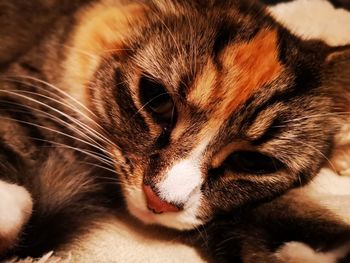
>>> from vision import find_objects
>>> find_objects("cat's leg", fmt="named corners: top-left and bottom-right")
top-left (0, 180), bottom-right (33, 254)
top-left (272, 168), bottom-right (350, 263)
top-left (206, 170), bottom-right (350, 263)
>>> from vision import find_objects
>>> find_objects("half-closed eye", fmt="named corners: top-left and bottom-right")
top-left (139, 75), bottom-right (176, 126)
top-left (223, 151), bottom-right (284, 175)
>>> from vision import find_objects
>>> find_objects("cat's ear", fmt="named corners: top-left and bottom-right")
top-left (324, 44), bottom-right (350, 69)
top-left (322, 45), bottom-right (350, 113)
top-left (323, 44), bottom-right (350, 80)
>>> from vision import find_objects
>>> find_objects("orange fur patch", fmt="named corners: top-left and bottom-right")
top-left (218, 30), bottom-right (282, 118)
top-left (62, 3), bottom-right (147, 104)
top-left (188, 60), bottom-right (218, 108)
top-left (189, 30), bottom-right (282, 122)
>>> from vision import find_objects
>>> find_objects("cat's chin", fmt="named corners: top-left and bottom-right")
top-left (124, 186), bottom-right (204, 230)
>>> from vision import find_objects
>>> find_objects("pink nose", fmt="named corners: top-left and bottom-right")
top-left (143, 184), bottom-right (180, 214)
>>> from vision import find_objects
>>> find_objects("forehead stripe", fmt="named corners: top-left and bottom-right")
top-left (217, 29), bottom-right (283, 119)
top-left (189, 29), bottom-right (283, 122)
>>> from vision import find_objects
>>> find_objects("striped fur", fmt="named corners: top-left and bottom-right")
top-left (0, 0), bottom-right (349, 260)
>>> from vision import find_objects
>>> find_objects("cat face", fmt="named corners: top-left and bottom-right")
top-left (65, 1), bottom-right (346, 230)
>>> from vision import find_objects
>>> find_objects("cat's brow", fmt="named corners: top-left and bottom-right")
top-left (248, 116), bottom-right (281, 145)
top-left (188, 29), bottom-right (283, 124)
top-left (216, 29), bottom-right (283, 118)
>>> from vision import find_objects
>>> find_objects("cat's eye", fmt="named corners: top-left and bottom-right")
top-left (139, 76), bottom-right (176, 125)
top-left (224, 151), bottom-right (283, 174)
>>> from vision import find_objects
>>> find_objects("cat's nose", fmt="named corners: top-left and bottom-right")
top-left (142, 184), bottom-right (180, 214)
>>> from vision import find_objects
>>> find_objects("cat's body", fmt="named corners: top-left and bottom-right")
top-left (0, 0), bottom-right (349, 261)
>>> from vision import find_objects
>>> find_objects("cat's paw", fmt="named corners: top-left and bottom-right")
top-left (275, 241), bottom-right (349, 263)
top-left (0, 180), bottom-right (33, 253)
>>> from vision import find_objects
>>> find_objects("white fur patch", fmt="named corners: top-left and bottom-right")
top-left (158, 139), bottom-right (210, 204)
top-left (125, 185), bottom-right (203, 230)
top-left (123, 136), bottom-right (214, 230)
top-left (158, 159), bottom-right (202, 204)
top-left (275, 241), bottom-right (350, 263)
top-left (123, 139), bottom-right (212, 230)
top-left (0, 181), bottom-right (33, 250)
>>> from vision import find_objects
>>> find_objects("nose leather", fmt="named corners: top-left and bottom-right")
top-left (143, 184), bottom-right (180, 214)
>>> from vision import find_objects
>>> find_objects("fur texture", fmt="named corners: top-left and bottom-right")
top-left (0, 0), bottom-right (349, 261)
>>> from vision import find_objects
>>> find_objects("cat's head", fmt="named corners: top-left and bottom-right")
top-left (64, 0), bottom-right (350, 230)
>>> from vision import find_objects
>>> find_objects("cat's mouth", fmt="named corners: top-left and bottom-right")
top-left (123, 185), bottom-right (204, 230)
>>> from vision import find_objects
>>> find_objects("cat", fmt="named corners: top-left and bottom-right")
top-left (0, 0), bottom-right (349, 261)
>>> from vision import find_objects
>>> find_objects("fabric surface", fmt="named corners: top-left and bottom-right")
top-left (6, 0), bottom-right (350, 262)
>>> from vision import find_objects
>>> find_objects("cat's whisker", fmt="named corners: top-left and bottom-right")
top-left (87, 178), bottom-right (129, 188)
top-left (27, 134), bottom-right (122, 167)
top-left (76, 161), bottom-right (119, 176)
top-left (215, 234), bottom-right (237, 255)
top-left (184, 10), bottom-right (198, 77)
top-left (33, 145), bottom-right (128, 179)
top-left (53, 43), bottom-right (99, 60)
top-left (1, 76), bottom-right (116, 147)
top-left (10, 87), bottom-right (114, 147)
top-left (39, 143), bottom-right (115, 167)
top-left (277, 136), bottom-right (337, 172)
top-left (170, 103), bottom-right (176, 125)
top-left (2, 77), bottom-right (96, 124)
top-left (45, 123), bottom-right (116, 165)
top-left (0, 99), bottom-right (108, 160)
top-left (0, 115), bottom-right (116, 164)
top-left (193, 225), bottom-right (209, 248)
top-left (34, 138), bottom-right (117, 166)
top-left (102, 48), bottom-right (134, 53)
top-left (1, 124), bottom-right (116, 167)
top-left (297, 173), bottom-right (303, 186)
top-left (53, 42), bottom-right (135, 57)
top-left (57, 159), bottom-right (130, 187)
top-left (281, 112), bottom-right (350, 125)
top-left (129, 92), bottom-right (170, 121)
top-left (3, 75), bottom-right (97, 117)
top-left (0, 89), bottom-right (115, 153)
top-left (129, 90), bottom-right (180, 123)
top-left (153, 11), bottom-right (183, 63)
top-left (0, 96), bottom-right (108, 153)
top-left (273, 112), bottom-right (350, 131)
top-left (3, 76), bottom-right (116, 144)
